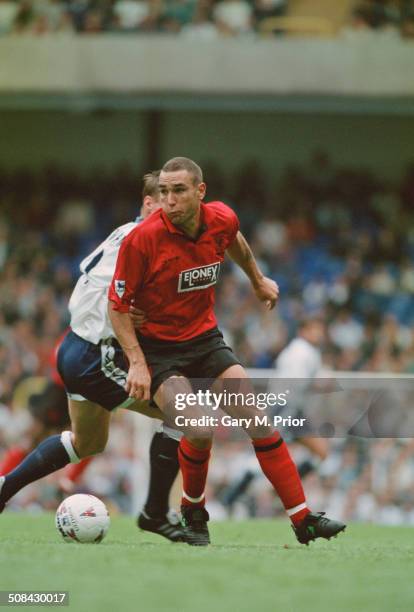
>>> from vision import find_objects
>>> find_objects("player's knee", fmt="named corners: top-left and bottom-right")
top-left (247, 424), bottom-right (273, 439)
top-left (185, 434), bottom-right (213, 449)
top-left (182, 423), bottom-right (214, 441)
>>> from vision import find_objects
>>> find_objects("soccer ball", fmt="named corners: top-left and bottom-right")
top-left (55, 494), bottom-right (110, 543)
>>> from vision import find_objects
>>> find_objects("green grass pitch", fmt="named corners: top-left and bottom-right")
top-left (1, 514), bottom-right (413, 612)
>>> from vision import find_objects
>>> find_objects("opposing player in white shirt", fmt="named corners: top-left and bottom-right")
top-left (273, 317), bottom-right (329, 477)
top-left (0, 172), bottom-right (186, 542)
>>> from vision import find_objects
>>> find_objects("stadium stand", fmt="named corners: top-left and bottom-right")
top-left (0, 0), bottom-right (413, 38)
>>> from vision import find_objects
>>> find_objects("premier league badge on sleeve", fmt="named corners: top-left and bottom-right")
top-left (115, 280), bottom-right (126, 298)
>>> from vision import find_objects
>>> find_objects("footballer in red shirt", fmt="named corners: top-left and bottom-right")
top-left (109, 156), bottom-right (346, 546)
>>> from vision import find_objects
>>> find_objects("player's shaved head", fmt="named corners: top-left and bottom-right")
top-left (142, 170), bottom-right (160, 198)
top-left (162, 157), bottom-right (203, 185)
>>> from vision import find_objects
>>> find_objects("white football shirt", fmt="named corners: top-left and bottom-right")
top-left (273, 337), bottom-right (322, 410)
top-left (275, 337), bottom-right (322, 379)
top-left (69, 220), bottom-right (139, 344)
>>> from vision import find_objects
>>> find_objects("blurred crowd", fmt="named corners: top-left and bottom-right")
top-left (0, 152), bottom-right (413, 521)
top-left (0, 0), bottom-right (413, 39)
top-left (349, 0), bottom-right (414, 38)
top-left (0, 0), bottom-right (288, 38)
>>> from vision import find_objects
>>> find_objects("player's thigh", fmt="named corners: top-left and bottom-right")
top-left (216, 364), bottom-right (249, 380)
top-left (68, 398), bottom-right (111, 455)
top-left (213, 363), bottom-right (255, 408)
top-left (213, 364), bottom-right (253, 403)
top-left (213, 364), bottom-right (272, 438)
top-left (153, 375), bottom-right (213, 443)
top-left (153, 375), bottom-right (192, 412)
top-left (125, 399), bottom-right (164, 420)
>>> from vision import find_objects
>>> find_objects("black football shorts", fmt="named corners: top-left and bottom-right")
top-left (137, 327), bottom-right (241, 395)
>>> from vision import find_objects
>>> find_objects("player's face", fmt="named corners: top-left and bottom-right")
top-left (159, 170), bottom-right (206, 228)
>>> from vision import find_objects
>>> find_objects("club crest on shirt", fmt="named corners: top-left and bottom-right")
top-left (115, 279), bottom-right (126, 298)
top-left (178, 262), bottom-right (220, 293)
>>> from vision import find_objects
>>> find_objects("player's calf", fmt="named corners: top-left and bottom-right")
top-left (71, 435), bottom-right (107, 458)
top-left (0, 432), bottom-right (79, 512)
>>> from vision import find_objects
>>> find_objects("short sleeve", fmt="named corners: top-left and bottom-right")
top-left (229, 208), bottom-right (240, 245)
top-left (225, 205), bottom-right (240, 246)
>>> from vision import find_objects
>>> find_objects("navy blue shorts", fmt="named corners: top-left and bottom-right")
top-left (57, 330), bottom-right (132, 411)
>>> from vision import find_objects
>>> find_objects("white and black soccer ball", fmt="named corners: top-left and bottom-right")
top-left (55, 494), bottom-right (110, 543)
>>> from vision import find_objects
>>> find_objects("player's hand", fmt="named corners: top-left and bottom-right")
top-left (125, 362), bottom-right (151, 401)
top-left (253, 276), bottom-right (279, 310)
top-left (129, 305), bottom-right (147, 329)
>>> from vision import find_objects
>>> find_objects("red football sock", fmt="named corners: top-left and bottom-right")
top-left (178, 438), bottom-right (212, 508)
top-left (0, 447), bottom-right (27, 475)
top-left (253, 432), bottom-right (310, 526)
top-left (63, 457), bottom-right (93, 483)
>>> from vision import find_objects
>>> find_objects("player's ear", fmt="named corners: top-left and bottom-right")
top-left (142, 195), bottom-right (155, 215)
top-left (198, 182), bottom-right (207, 200)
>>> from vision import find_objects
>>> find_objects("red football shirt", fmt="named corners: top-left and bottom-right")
top-left (109, 201), bottom-right (239, 341)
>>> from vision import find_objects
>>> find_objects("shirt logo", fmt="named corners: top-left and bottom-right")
top-left (115, 279), bottom-right (126, 298)
top-left (178, 262), bottom-right (220, 293)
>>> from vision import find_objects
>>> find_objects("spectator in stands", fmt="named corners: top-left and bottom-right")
top-left (112, 0), bottom-right (152, 31)
top-left (12, 0), bottom-right (35, 33)
top-left (159, 0), bottom-right (197, 33)
top-left (65, 0), bottom-right (89, 32)
top-left (252, 0), bottom-right (287, 30)
top-left (213, 0), bottom-right (254, 36)
top-left (368, 264), bottom-right (397, 296)
top-left (401, 12), bottom-right (414, 37)
top-left (329, 308), bottom-right (364, 351)
top-left (399, 260), bottom-right (414, 292)
top-left (0, 1), bottom-right (19, 34)
top-left (181, 0), bottom-right (219, 39)
top-left (346, 0), bottom-right (414, 37)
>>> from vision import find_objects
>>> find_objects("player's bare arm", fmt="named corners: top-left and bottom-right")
top-left (108, 305), bottom-right (151, 401)
top-left (129, 304), bottom-right (147, 329)
top-left (226, 231), bottom-right (279, 309)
